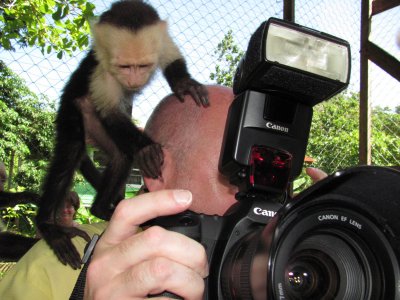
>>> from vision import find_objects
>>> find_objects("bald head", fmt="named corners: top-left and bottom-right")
top-left (145, 85), bottom-right (234, 168)
top-left (144, 85), bottom-right (238, 215)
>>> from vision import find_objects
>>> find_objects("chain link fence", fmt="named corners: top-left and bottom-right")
top-left (1, 0), bottom-right (399, 201)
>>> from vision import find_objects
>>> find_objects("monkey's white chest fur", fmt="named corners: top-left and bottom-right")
top-left (89, 67), bottom-right (132, 117)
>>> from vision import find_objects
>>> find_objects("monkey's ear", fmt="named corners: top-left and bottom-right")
top-left (158, 20), bottom-right (168, 33)
top-left (88, 16), bottom-right (100, 32)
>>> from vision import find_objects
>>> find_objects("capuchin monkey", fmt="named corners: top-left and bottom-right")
top-left (36, 0), bottom-right (209, 269)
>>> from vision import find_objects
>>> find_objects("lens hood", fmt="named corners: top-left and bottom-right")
top-left (285, 165), bottom-right (400, 249)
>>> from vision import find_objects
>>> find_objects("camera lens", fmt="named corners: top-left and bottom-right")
top-left (285, 249), bottom-right (339, 299)
top-left (217, 166), bottom-right (400, 300)
top-left (282, 231), bottom-right (370, 300)
top-left (267, 205), bottom-right (400, 300)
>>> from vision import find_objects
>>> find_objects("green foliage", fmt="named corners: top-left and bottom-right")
top-left (0, 60), bottom-right (56, 192)
top-left (307, 93), bottom-right (360, 174)
top-left (75, 206), bottom-right (102, 225)
top-left (371, 106), bottom-right (400, 165)
top-left (0, 0), bottom-right (96, 58)
top-left (0, 204), bottom-right (37, 237)
top-left (210, 30), bottom-right (244, 87)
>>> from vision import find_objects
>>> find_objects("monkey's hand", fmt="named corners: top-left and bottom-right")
top-left (136, 143), bottom-right (164, 178)
top-left (172, 78), bottom-right (209, 107)
top-left (38, 223), bottom-right (91, 269)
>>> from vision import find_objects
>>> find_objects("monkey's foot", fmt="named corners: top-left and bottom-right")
top-left (39, 223), bottom-right (91, 269)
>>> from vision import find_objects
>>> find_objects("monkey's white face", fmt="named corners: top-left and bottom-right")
top-left (93, 22), bottom-right (165, 91)
top-left (111, 54), bottom-right (158, 91)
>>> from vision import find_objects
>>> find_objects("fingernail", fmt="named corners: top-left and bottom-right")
top-left (173, 190), bottom-right (192, 205)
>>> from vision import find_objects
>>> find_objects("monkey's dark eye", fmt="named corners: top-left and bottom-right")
top-left (139, 64), bottom-right (153, 69)
top-left (119, 65), bottom-right (131, 69)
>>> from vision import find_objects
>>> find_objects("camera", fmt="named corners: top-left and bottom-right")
top-left (149, 18), bottom-right (400, 299)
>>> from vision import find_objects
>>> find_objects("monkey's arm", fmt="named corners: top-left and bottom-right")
top-left (164, 58), bottom-right (209, 107)
top-left (0, 191), bottom-right (40, 207)
top-left (102, 113), bottom-right (163, 179)
top-left (89, 110), bottom-right (163, 219)
top-left (160, 33), bottom-right (208, 106)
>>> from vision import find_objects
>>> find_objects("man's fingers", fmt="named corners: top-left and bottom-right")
top-left (95, 225), bottom-right (208, 278)
top-left (94, 258), bottom-right (205, 300)
top-left (306, 167), bottom-right (328, 183)
top-left (99, 190), bottom-right (192, 247)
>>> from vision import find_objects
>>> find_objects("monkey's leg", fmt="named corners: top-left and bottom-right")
top-left (37, 136), bottom-right (86, 224)
top-left (37, 108), bottom-right (91, 269)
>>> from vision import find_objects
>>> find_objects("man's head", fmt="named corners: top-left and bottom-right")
top-left (144, 85), bottom-right (238, 215)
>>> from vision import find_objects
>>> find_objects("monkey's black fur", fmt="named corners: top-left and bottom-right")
top-left (37, 0), bottom-right (208, 269)
top-left (0, 191), bottom-right (40, 206)
top-left (0, 232), bottom-right (39, 261)
top-left (100, 0), bottom-right (160, 29)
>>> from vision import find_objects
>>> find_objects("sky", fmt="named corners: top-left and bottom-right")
top-left (1, 0), bottom-right (399, 127)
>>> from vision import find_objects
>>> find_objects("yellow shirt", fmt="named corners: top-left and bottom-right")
top-left (0, 222), bottom-right (107, 300)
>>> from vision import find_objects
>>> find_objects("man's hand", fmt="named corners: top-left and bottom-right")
top-left (84, 190), bottom-right (208, 300)
top-left (306, 167), bottom-right (328, 183)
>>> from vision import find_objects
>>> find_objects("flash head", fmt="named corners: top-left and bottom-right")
top-left (220, 18), bottom-right (351, 195)
top-left (233, 18), bottom-right (351, 106)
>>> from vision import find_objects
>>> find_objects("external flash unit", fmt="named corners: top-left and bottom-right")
top-left (220, 18), bottom-right (351, 194)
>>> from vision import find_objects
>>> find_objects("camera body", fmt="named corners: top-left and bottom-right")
top-left (149, 18), bottom-right (400, 299)
top-left (151, 166), bottom-right (400, 299)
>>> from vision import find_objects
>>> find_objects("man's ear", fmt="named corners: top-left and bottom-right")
top-left (143, 147), bottom-right (172, 192)
top-left (143, 174), bottom-right (165, 191)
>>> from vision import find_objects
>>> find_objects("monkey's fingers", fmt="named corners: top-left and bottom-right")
top-left (136, 144), bottom-right (164, 178)
top-left (192, 83), bottom-right (209, 107)
top-left (40, 223), bottom-right (89, 269)
top-left (148, 143), bottom-right (164, 177)
top-left (65, 226), bottom-right (91, 243)
top-left (141, 148), bottom-right (162, 178)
